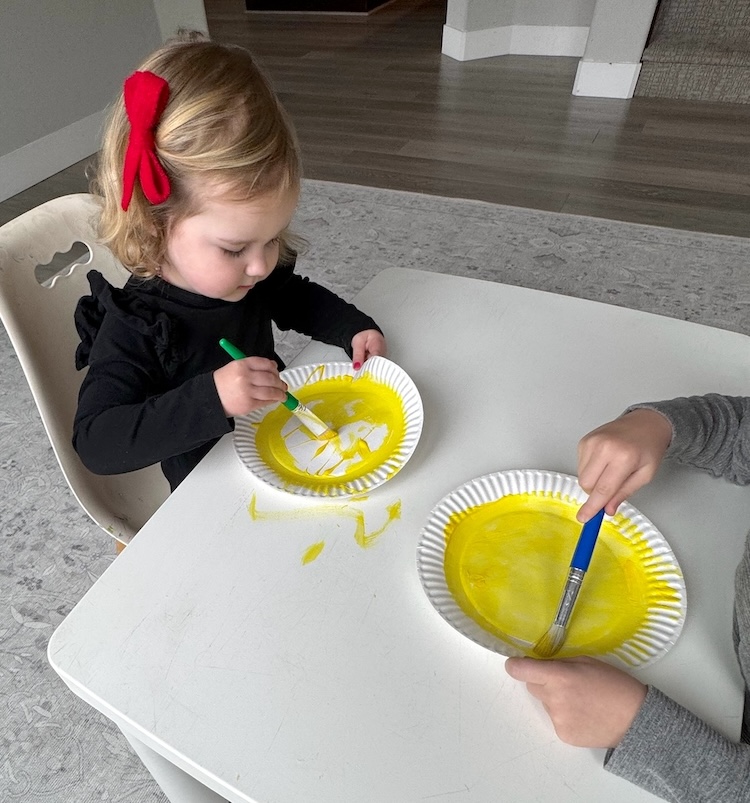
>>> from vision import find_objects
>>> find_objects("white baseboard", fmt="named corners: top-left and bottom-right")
top-left (442, 24), bottom-right (589, 61)
top-left (572, 61), bottom-right (642, 99)
top-left (0, 109), bottom-right (106, 203)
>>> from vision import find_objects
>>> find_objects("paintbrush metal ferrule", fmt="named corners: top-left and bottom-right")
top-left (551, 567), bottom-right (585, 627)
top-left (533, 509), bottom-right (605, 658)
top-left (292, 399), bottom-right (336, 440)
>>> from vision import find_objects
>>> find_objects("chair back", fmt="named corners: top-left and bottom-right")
top-left (0, 194), bottom-right (169, 542)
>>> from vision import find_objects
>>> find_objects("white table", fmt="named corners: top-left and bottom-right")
top-left (49, 268), bottom-right (750, 803)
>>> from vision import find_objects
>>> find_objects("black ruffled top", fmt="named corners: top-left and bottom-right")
top-left (72, 262), bottom-right (380, 490)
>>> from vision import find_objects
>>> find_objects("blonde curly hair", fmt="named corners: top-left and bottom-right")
top-left (93, 31), bottom-right (302, 279)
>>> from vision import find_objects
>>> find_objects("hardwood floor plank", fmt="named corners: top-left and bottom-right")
top-left (0, 159), bottom-right (91, 227)
top-left (301, 156), bottom-right (572, 211)
top-left (560, 194), bottom-right (750, 235)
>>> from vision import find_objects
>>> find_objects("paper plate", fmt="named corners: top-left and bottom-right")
top-left (234, 356), bottom-right (423, 497)
top-left (417, 469), bottom-right (686, 669)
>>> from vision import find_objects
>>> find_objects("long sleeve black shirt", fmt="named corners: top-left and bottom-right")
top-left (73, 260), bottom-right (380, 490)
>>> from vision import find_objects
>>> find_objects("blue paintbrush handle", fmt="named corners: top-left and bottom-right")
top-left (570, 508), bottom-right (605, 572)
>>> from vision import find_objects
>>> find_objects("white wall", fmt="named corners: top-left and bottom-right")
top-left (446, 0), bottom-right (513, 31)
top-left (443, 0), bottom-right (595, 62)
top-left (573, 0), bottom-right (659, 98)
top-left (514, 0), bottom-right (595, 27)
top-left (153, 0), bottom-right (209, 41)
top-left (443, 0), bottom-right (659, 99)
top-left (0, 0), bottom-right (208, 203)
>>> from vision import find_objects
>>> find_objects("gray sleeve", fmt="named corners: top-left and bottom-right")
top-left (605, 686), bottom-right (750, 802)
top-left (627, 394), bottom-right (750, 486)
top-left (605, 393), bottom-right (750, 800)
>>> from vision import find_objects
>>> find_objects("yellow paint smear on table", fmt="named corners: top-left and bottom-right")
top-left (443, 493), bottom-right (682, 662)
top-left (356, 501), bottom-right (401, 548)
top-left (302, 541), bottom-right (325, 564)
top-left (254, 374), bottom-right (406, 489)
top-left (248, 494), bottom-right (401, 555)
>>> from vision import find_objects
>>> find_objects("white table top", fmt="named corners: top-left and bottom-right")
top-left (49, 268), bottom-right (750, 803)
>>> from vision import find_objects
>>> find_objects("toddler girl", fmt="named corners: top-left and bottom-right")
top-left (73, 32), bottom-right (386, 490)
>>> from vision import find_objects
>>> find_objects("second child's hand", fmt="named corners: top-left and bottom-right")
top-left (504, 655), bottom-right (647, 748)
top-left (576, 408), bottom-right (673, 522)
top-left (505, 407), bottom-right (671, 752)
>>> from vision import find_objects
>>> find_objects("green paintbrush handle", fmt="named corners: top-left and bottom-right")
top-left (218, 338), bottom-right (246, 361)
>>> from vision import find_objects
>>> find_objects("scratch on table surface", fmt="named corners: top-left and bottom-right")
top-left (120, 614), bottom-right (150, 646)
top-left (495, 745), bottom-right (547, 767)
top-left (267, 707), bottom-right (290, 751)
top-left (481, 686), bottom-right (505, 727)
top-left (421, 785), bottom-right (471, 799)
top-left (562, 780), bottom-right (583, 798)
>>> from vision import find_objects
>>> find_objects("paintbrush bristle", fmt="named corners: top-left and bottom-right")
top-left (532, 624), bottom-right (566, 658)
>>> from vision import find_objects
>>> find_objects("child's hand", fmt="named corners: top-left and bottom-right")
top-left (213, 356), bottom-right (288, 417)
top-left (351, 329), bottom-right (387, 370)
top-left (504, 655), bottom-right (647, 748)
top-left (576, 408), bottom-right (673, 523)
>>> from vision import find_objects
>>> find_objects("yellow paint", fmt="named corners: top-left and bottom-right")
top-left (354, 501), bottom-right (401, 549)
top-left (248, 494), bottom-right (400, 551)
top-left (254, 374), bottom-right (406, 489)
top-left (302, 541), bottom-right (325, 564)
top-left (443, 492), bottom-right (682, 663)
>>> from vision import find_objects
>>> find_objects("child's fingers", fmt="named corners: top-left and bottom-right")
top-left (214, 357), bottom-right (288, 417)
top-left (248, 383), bottom-right (288, 402)
top-left (236, 358), bottom-right (286, 391)
top-left (351, 346), bottom-right (365, 371)
top-left (576, 457), bottom-right (629, 521)
top-left (601, 465), bottom-right (654, 513)
top-left (578, 477), bottom-right (635, 522)
top-left (578, 450), bottom-right (658, 522)
top-left (351, 330), bottom-right (387, 369)
top-left (237, 355), bottom-right (280, 374)
top-left (248, 379), bottom-right (288, 405)
top-left (577, 410), bottom-right (671, 521)
top-left (366, 333), bottom-right (387, 357)
top-left (505, 656), bottom-right (553, 684)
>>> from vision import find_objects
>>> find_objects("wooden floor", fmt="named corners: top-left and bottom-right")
top-left (4, 0), bottom-right (750, 236)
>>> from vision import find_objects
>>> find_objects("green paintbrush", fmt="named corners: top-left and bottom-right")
top-left (219, 338), bottom-right (335, 440)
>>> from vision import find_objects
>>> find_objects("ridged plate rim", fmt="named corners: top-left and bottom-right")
top-left (416, 469), bottom-right (686, 669)
top-left (234, 356), bottom-right (423, 497)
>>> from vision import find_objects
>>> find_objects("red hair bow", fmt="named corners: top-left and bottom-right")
top-left (121, 70), bottom-right (171, 211)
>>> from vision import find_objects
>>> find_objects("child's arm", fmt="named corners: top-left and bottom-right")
top-left (505, 393), bottom-right (750, 801)
top-left (264, 263), bottom-right (385, 360)
top-left (505, 655), bottom-right (750, 801)
top-left (74, 349), bottom-right (230, 476)
top-left (73, 316), bottom-right (284, 477)
top-left (504, 656), bottom-right (646, 747)
top-left (578, 394), bottom-right (750, 522)
top-left (631, 394), bottom-right (750, 487)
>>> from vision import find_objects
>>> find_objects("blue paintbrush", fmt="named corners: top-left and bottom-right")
top-left (533, 507), bottom-right (606, 658)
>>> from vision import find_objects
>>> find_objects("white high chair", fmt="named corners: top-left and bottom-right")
top-left (0, 193), bottom-right (169, 544)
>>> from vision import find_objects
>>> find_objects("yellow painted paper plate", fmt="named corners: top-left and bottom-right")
top-left (234, 356), bottom-right (423, 497)
top-left (417, 469), bottom-right (686, 669)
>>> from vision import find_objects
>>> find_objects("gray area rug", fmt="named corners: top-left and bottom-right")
top-left (3, 178), bottom-right (750, 802)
